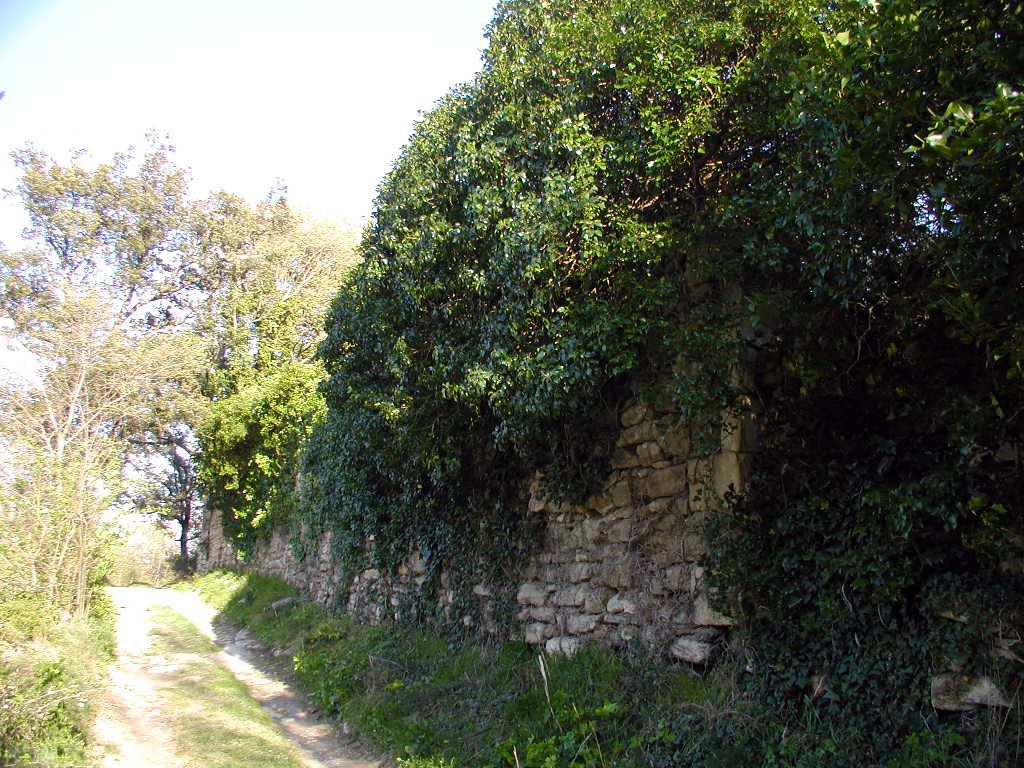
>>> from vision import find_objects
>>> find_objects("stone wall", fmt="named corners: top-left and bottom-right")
top-left (198, 394), bottom-right (756, 660)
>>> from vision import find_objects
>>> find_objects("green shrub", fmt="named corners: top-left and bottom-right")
top-left (0, 592), bottom-right (116, 766)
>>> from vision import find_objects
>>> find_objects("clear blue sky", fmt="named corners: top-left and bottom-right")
top-left (0, 0), bottom-right (498, 241)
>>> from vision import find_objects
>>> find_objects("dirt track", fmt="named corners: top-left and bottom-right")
top-left (92, 586), bottom-right (381, 768)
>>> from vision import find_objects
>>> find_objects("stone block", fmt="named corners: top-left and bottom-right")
top-left (619, 420), bottom-right (658, 447)
top-left (721, 411), bottom-right (759, 454)
top-left (594, 562), bottom-right (632, 589)
top-left (659, 426), bottom-right (691, 459)
top-left (517, 581), bottom-right (550, 606)
top-left (567, 613), bottom-right (600, 634)
top-left (693, 594), bottom-right (734, 627)
top-left (931, 675), bottom-right (1011, 710)
top-left (602, 612), bottom-right (642, 625)
top-left (582, 518), bottom-right (604, 545)
top-left (566, 563), bottom-right (593, 583)
top-left (611, 448), bottom-right (642, 469)
top-left (664, 565), bottom-right (688, 592)
top-left (641, 497), bottom-right (673, 518)
top-left (530, 605), bottom-right (557, 623)
top-left (553, 585), bottom-right (586, 607)
top-left (713, 452), bottom-right (751, 498)
top-left (637, 441), bottom-right (665, 464)
top-left (609, 478), bottom-right (633, 507)
top-left (621, 402), bottom-right (650, 428)
top-left (545, 636), bottom-right (580, 656)
top-left (606, 519), bottom-right (634, 544)
top-left (642, 465), bottom-right (688, 500)
top-left (524, 623), bottom-right (556, 645)
top-left (669, 636), bottom-right (716, 664)
top-left (582, 586), bottom-right (611, 614)
top-left (606, 592), bottom-right (639, 614)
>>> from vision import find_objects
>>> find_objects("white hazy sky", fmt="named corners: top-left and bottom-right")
top-left (0, 0), bottom-right (498, 243)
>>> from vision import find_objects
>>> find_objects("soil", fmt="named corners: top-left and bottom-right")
top-left (91, 586), bottom-right (383, 768)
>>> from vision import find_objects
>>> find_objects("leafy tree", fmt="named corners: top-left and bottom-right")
top-left (191, 192), bottom-right (358, 551)
top-left (0, 138), bottom-right (202, 614)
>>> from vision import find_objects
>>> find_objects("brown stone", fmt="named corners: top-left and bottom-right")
top-left (530, 606), bottom-right (557, 623)
top-left (659, 426), bottom-right (691, 459)
top-left (602, 612), bottom-right (642, 625)
top-left (670, 636), bottom-right (716, 664)
top-left (621, 402), bottom-right (651, 428)
top-left (664, 565), bottom-right (688, 592)
top-left (693, 594), bottom-right (734, 627)
top-left (642, 465), bottom-right (688, 500)
top-left (931, 675), bottom-right (1011, 710)
top-left (553, 585), bottom-right (586, 607)
top-left (619, 420), bottom-right (658, 447)
top-left (713, 452), bottom-right (751, 498)
top-left (594, 562), bottom-right (632, 589)
top-left (567, 613), bottom-right (600, 634)
top-left (517, 581), bottom-right (550, 606)
top-left (565, 563), bottom-right (593, 582)
top-left (607, 592), bottom-right (640, 614)
top-left (545, 636), bottom-right (580, 656)
top-left (609, 478), bottom-right (633, 507)
top-left (606, 519), bottom-right (633, 544)
top-left (582, 518), bottom-right (604, 545)
top-left (637, 441), bottom-right (665, 464)
top-left (524, 623), bottom-right (556, 645)
top-left (611, 449), bottom-right (642, 469)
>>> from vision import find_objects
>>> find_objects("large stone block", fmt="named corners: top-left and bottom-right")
top-left (524, 622), bottom-right (556, 645)
top-left (545, 636), bottom-right (581, 656)
top-left (693, 594), bottom-right (734, 627)
top-left (637, 441), bottom-right (665, 464)
top-left (931, 675), bottom-right (1011, 710)
top-left (594, 562), bottom-right (632, 589)
top-left (611, 448), bottom-right (642, 469)
top-left (669, 636), bottom-right (716, 664)
top-left (642, 465), bottom-right (688, 500)
top-left (609, 477), bottom-right (633, 507)
top-left (712, 451), bottom-right (751, 498)
top-left (619, 420), bottom-right (658, 447)
top-left (621, 402), bottom-right (651, 428)
top-left (567, 613), bottom-right (600, 634)
top-left (517, 581), bottom-right (550, 606)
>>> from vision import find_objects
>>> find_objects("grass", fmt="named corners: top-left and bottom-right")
top-left (146, 604), bottom-right (308, 768)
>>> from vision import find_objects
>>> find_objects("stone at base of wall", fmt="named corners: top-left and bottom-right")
top-left (931, 675), bottom-right (1011, 711)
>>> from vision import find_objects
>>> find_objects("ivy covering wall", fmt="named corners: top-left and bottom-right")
top-left (202, 0), bottom-right (1024, 762)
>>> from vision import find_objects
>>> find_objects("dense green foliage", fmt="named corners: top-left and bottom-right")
top-left (307, 0), bottom-right (810, 591)
top-left (199, 363), bottom-right (326, 554)
top-left (0, 591), bottom-right (116, 766)
top-left (298, 0), bottom-right (1024, 763)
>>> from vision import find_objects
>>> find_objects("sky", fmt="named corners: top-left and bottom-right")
top-left (0, 0), bottom-right (499, 244)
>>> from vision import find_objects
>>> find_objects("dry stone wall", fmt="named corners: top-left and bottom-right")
top-left (198, 394), bottom-right (756, 660)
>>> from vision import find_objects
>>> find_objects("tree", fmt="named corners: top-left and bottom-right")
top-left (0, 138), bottom-right (202, 614)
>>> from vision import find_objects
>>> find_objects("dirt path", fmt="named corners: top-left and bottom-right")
top-left (92, 586), bottom-right (382, 768)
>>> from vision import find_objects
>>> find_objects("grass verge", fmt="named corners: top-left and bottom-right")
top-left (145, 604), bottom-right (308, 768)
